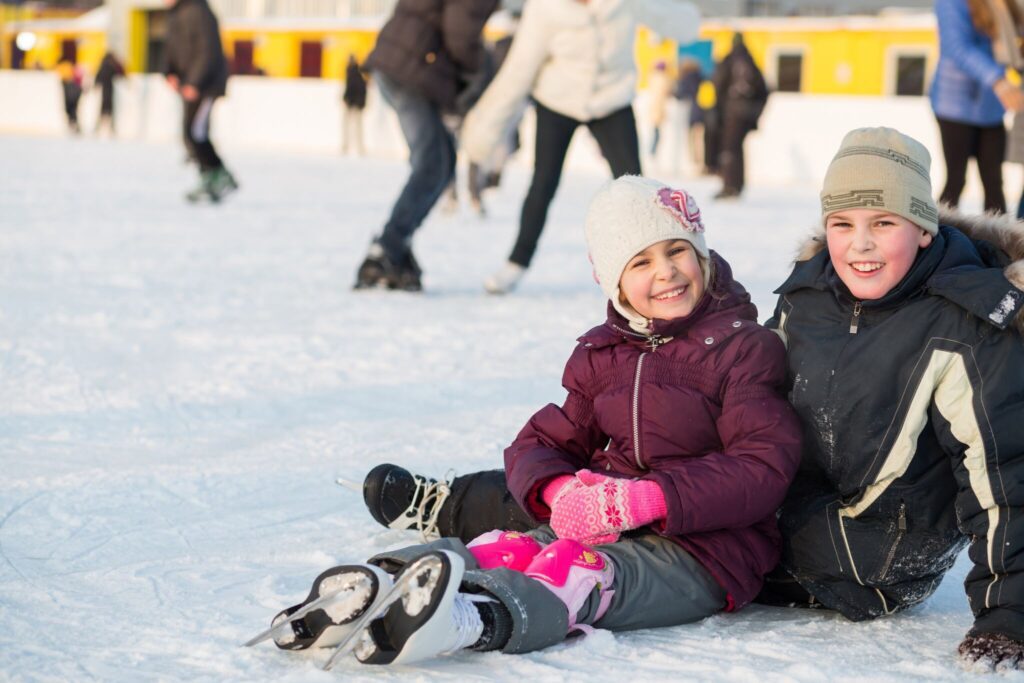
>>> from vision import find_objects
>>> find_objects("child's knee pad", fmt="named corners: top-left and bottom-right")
top-left (523, 538), bottom-right (615, 628)
top-left (466, 530), bottom-right (544, 572)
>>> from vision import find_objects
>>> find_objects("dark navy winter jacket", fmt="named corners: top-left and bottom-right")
top-left (767, 214), bottom-right (1024, 640)
top-left (365, 0), bottom-right (498, 112)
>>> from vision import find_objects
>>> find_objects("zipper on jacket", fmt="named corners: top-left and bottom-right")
top-left (876, 503), bottom-right (908, 582)
top-left (849, 301), bottom-right (863, 334)
top-left (632, 352), bottom-right (647, 469)
top-left (610, 323), bottom-right (668, 348)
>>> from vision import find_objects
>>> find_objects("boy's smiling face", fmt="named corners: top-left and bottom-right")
top-left (619, 239), bottom-right (705, 321)
top-left (825, 209), bottom-right (933, 301)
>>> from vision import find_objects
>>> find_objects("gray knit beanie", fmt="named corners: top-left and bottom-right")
top-left (820, 127), bottom-right (939, 235)
top-left (585, 176), bottom-right (709, 329)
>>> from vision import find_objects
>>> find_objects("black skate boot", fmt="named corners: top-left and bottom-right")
top-left (244, 564), bottom-right (393, 650)
top-left (354, 242), bottom-right (422, 292)
top-left (362, 464), bottom-right (452, 540)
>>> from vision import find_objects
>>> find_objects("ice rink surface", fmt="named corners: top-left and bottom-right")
top-left (1, 134), bottom-right (1015, 681)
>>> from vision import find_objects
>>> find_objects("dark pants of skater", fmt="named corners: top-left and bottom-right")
top-left (936, 117), bottom-right (1006, 214)
top-left (184, 96), bottom-right (224, 172)
top-left (375, 72), bottom-right (457, 262)
top-left (718, 111), bottom-right (752, 194)
top-left (509, 102), bottom-right (642, 268)
top-left (431, 468), bottom-right (817, 610)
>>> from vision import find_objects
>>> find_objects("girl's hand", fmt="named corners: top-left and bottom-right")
top-left (549, 471), bottom-right (666, 544)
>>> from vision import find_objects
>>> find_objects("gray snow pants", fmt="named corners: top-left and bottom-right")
top-left (369, 526), bottom-right (726, 654)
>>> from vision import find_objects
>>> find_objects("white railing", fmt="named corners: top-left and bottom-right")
top-left (210, 0), bottom-right (395, 20)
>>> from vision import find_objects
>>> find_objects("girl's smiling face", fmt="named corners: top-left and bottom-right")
top-left (619, 239), bottom-right (705, 321)
top-left (825, 209), bottom-right (933, 301)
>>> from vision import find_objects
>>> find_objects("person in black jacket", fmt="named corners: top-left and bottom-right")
top-left (93, 52), bottom-right (124, 137)
top-left (353, 0), bottom-right (499, 292)
top-left (164, 0), bottom-right (237, 203)
top-left (710, 33), bottom-right (767, 200)
top-left (342, 54), bottom-right (368, 156)
top-left (356, 128), bottom-right (1024, 670)
top-left (760, 127), bottom-right (1024, 670)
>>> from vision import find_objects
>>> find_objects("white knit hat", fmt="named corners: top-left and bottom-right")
top-left (584, 176), bottom-right (709, 328)
top-left (820, 127), bottom-right (938, 235)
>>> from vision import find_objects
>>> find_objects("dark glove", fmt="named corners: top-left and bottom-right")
top-left (958, 632), bottom-right (1024, 670)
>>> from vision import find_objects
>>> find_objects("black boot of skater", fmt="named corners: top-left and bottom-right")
top-left (362, 464), bottom-right (452, 539)
top-left (354, 242), bottom-right (422, 291)
top-left (361, 465), bottom-right (537, 542)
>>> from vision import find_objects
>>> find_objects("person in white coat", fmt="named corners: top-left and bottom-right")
top-left (462, 0), bottom-right (700, 294)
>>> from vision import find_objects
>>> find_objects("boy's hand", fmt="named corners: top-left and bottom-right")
top-left (958, 632), bottom-right (1024, 670)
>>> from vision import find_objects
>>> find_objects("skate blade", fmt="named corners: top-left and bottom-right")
top-left (334, 477), bottom-right (361, 493)
top-left (321, 554), bottom-right (442, 670)
top-left (243, 581), bottom-right (358, 647)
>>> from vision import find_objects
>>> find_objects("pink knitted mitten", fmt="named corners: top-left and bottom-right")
top-left (541, 475), bottom-right (579, 508)
top-left (550, 470), bottom-right (666, 545)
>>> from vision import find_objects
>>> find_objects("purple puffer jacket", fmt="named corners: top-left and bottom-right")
top-left (505, 254), bottom-right (802, 609)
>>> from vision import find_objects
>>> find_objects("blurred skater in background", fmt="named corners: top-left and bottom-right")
top-left (353, 0), bottom-right (499, 292)
top-left (57, 59), bottom-right (83, 135)
top-left (710, 33), bottom-right (767, 200)
top-left (462, 0), bottom-right (701, 295)
top-left (164, 0), bottom-right (238, 203)
top-left (93, 52), bottom-right (125, 138)
top-left (341, 54), bottom-right (367, 157)
top-left (673, 58), bottom-right (706, 173)
top-left (930, 0), bottom-right (1024, 213)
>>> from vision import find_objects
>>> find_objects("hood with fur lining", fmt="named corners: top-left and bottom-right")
top-left (791, 206), bottom-right (1024, 333)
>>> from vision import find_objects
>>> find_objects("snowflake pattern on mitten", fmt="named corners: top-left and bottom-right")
top-left (549, 470), bottom-right (666, 545)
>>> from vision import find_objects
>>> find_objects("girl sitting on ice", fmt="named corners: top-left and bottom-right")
top-left (249, 176), bottom-right (802, 667)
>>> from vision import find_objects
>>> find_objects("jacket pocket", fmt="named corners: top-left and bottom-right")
top-left (869, 502), bottom-right (907, 584)
top-left (834, 505), bottom-right (897, 586)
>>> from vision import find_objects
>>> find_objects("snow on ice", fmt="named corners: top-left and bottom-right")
top-left (0, 134), bottom-right (1019, 682)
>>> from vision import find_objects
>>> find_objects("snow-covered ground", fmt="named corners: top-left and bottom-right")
top-left (0, 134), bottom-right (1016, 682)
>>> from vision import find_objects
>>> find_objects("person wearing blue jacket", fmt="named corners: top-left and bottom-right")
top-left (930, 0), bottom-right (1024, 213)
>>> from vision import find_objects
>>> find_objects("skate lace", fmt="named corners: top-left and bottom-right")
top-left (441, 593), bottom-right (493, 654)
top-left (389, 470), bottom-right (454, 541)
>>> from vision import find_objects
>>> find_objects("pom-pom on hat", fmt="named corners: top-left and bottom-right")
top-left (584, 175), bottom-right (709, 327)
top-left (820, 127), bottom-right (938, 235)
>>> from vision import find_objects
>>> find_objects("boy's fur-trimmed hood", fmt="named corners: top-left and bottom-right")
top-left (793, 206), bottom-right (1024, 332)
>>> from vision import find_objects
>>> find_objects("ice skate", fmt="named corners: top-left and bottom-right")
top-left (186, 167), bottom-right (237, 203)
top-left (351, 550), bottom-right (501, 666)
top-left (353, 242), bottom-right (422, 292)
top-left (211, 167), bottom-right (239, 196)
top-left (362, 463), bottom-right (452, 540)
top-left (244, 563), bottom-right (392, 650)
top-left (483, 261), bottom-right (526, 295)
top-left (185, 170), bottom-right (219, 203)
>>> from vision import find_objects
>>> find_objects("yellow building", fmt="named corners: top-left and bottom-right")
top-left (694, 13), bottom-right (938, 96)
top-left (3, 8), bottom-right (939, 97)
